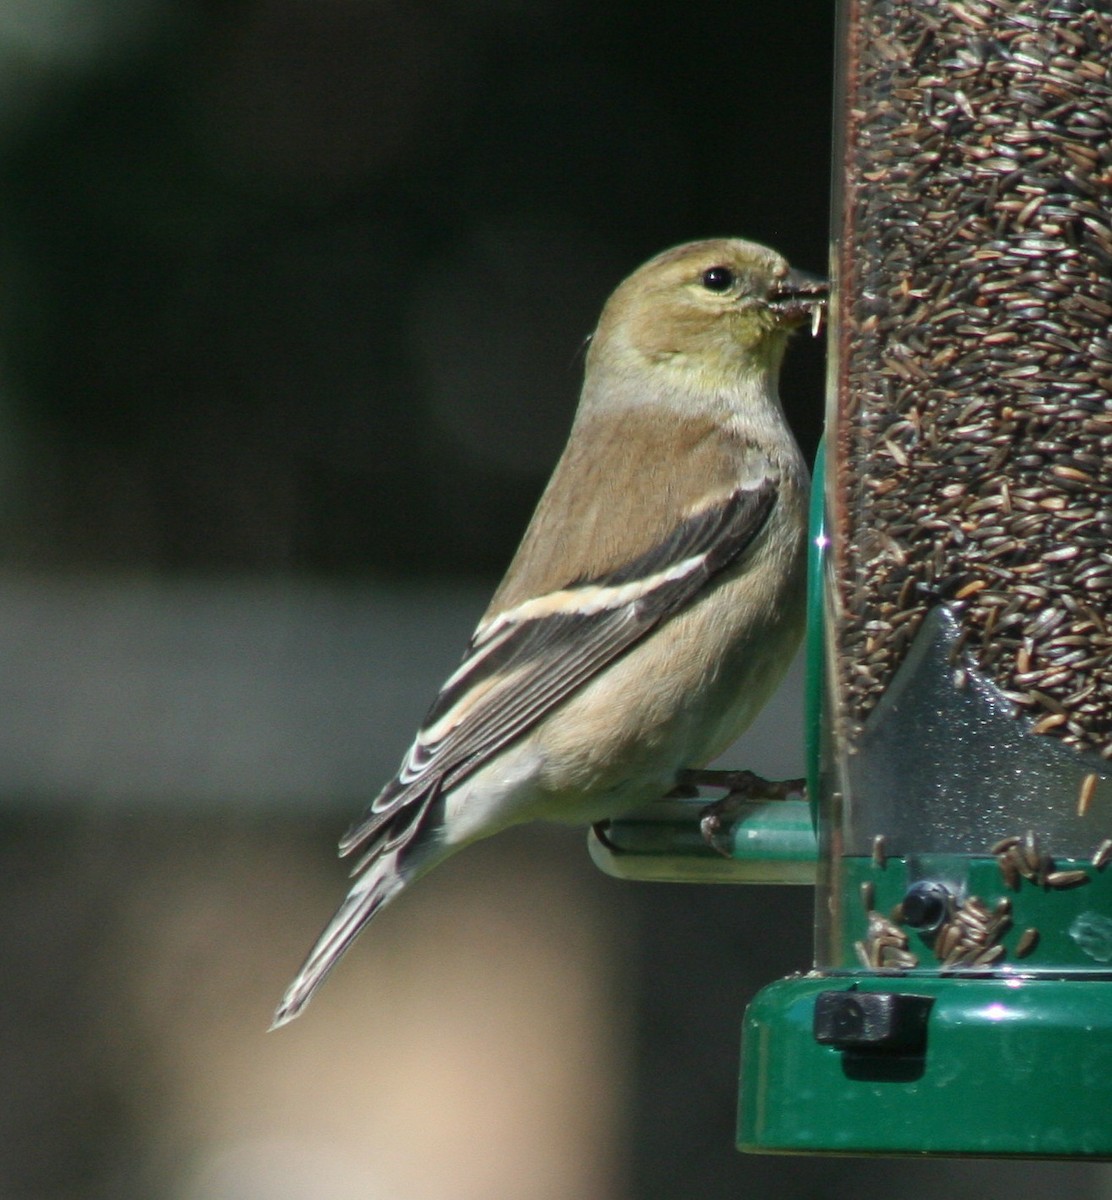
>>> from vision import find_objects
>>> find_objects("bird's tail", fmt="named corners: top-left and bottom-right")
top-left (271, 841), bottom-right (420, 1030)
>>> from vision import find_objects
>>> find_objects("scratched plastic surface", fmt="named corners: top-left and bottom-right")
top-left (837, 604), bottom-right (1112, 858)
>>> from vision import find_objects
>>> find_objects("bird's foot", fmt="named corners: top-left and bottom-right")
top-left (676, 769), bottom-right (806, 858)
top-left (678, 768), bottom-right (806, 800)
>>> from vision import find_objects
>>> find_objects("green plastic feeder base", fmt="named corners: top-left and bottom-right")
top-left (739, 973), bottom-right (1112, 1158)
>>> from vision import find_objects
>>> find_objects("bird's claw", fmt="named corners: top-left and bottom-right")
top-left (698, 804), bottom-right (737, 857)
top-left (592, 819), bottom-right (620, 852)
top-left (677, 769), bottom-right (806, 857)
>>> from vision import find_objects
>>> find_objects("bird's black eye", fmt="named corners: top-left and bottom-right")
top-left (701, 265), bottom-right (736, 292)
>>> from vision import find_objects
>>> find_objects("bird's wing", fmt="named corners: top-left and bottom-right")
top-left (339, 476), bottom-right (778, 861)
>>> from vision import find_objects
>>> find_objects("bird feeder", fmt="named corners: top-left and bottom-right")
top-left (592, 0), bottom-right (1112, 1158)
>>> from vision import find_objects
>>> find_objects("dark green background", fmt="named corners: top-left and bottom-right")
top-left (0, 0), bottom-right (830, 578)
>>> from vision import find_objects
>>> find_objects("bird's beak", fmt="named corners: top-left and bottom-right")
top-left (768, 269), bottom-right (829, 335)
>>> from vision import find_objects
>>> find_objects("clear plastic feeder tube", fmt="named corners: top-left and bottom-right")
top-left (821, 0), bottom-right (1112, 974)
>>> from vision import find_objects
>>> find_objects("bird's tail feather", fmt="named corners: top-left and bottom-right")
top-left (270, 844), bottom-right (410, 1029)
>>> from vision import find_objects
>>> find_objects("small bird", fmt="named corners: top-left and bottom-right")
top-left (272, 238), bottom-right (825, 1028)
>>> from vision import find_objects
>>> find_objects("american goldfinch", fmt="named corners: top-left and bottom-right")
top-left (272, 238), bottom-right (825, 1028)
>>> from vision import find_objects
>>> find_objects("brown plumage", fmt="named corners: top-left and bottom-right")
top-left (272, 238), bottom-right (825, 1028)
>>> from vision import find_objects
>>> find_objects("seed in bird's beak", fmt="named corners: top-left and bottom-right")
top-left (768, 269), bottom-right (828, 333)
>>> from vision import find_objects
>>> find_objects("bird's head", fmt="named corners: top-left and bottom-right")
top-left (592, 238), bottom-right (827, 385)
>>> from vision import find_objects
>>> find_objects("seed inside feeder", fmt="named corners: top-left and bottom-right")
top-left (831, 0), bottom-right (1112, 769)
top-left (828, 0), bottom-right (1112, 853)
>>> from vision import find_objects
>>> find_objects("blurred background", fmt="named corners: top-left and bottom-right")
top-left (4, 2), bottom-right (1111, 1198)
